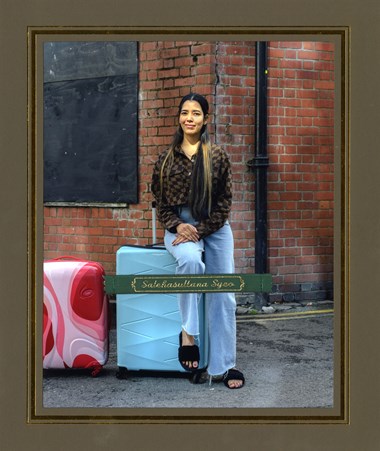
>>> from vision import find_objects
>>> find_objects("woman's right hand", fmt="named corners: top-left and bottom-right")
top-left (172, 223), bottom-right (200, 245)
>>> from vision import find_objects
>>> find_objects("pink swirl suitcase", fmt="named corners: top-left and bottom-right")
top-left (43, 257), bottom-right (109, 376)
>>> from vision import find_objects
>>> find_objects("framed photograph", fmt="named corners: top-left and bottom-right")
top-left (30, 28), bottom-right (345, 419)
top-left (1, 0), bottom-right (379, 450)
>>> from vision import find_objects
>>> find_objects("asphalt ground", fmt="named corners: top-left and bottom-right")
top-left (43, 307), bottom-right (334, 409)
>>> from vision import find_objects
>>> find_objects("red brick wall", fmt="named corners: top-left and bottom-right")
top-left (266, 42), bottom-right (334, 302)
top-left (214, 42), bottom-right (257, 273)
top-left (43, 40), bottom-right (335, 303)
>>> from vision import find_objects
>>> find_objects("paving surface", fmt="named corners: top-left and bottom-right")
top-left (43, 308), bottom-right (334, 409)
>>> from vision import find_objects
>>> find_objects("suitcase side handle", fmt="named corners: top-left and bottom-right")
top-left (118, 243), bottom-right (165, 250)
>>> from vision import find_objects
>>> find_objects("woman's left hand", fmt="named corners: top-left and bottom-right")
top-left (172, 223), bottom-right (199, 245)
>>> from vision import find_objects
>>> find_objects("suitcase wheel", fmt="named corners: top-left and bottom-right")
top-left (90, 365), bottom-right (103, 377)
top-left (190, 370), bottom-right (208, 384)
top-left (116, 367), bottom-right (129, 379)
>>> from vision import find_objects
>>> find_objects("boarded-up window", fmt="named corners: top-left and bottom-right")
top-left (43, 41), bottom-right (138, 205)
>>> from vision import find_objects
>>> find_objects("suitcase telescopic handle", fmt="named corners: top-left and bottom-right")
top-left (152, 201), bottom-right (157, 245)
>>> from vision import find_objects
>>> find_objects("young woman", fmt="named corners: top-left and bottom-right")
top-left (151, 93), bottom-right (244, 389)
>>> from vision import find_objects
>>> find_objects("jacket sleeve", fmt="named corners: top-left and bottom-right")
top-left (151, 155), bottom-right (183, 233)
top-left (195, 149), bottom-right (232, 238)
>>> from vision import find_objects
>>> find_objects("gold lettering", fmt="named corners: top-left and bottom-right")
top-left (211, 279), bottom-right (235, 289)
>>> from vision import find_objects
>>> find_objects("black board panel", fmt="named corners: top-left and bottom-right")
top-left (43, 42), bottom-right (138, 204)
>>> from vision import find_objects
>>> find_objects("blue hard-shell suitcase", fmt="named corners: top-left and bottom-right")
top-left (116, 244), bottom-right (208, 377)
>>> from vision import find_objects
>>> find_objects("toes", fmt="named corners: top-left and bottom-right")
top-left (183, 361), bottom-right (198, 369)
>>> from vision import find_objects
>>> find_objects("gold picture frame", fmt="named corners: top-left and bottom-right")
top-left (1, 0), bottom-right (379, 449)
top-left (28, 25), bottom-right (347, 424)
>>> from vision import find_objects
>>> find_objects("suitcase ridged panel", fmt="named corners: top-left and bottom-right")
top-left (43, 260), bottom-right (109, 370)
top-left (116, 246), bottom-right (208, 372)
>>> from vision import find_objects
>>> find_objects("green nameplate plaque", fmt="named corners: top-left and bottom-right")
top-left (104, 273), bottom-right (272, 295)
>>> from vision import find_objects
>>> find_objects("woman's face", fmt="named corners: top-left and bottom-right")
top-left (179, 100), bottom-right (207, 140)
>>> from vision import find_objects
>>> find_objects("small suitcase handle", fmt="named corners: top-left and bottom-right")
top-left (46, 256), bottom-right (87, 262)
top-left (44, 256), bottom-right (105, 275)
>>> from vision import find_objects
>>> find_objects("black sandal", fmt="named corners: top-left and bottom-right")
top-left (223, 368), bottom-right (245, 389)
top-left (178, 332), bottom-right (200, 372)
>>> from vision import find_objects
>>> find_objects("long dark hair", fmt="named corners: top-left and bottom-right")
top-left (160, 93), bottom-right (213, 220)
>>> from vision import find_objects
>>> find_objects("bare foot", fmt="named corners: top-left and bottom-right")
top-left (227, 379), bottom-right (243, 389)
top-left (180, 329), bottom-right (198, 370)
top-left (223, 368), bottom-right (245, 389)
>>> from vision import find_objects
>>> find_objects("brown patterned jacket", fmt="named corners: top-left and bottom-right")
top-left (151, 144), bottom-right (232, 238)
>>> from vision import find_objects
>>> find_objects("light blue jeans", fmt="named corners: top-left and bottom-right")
top-left (164, 207), bottom-right (236, 376)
